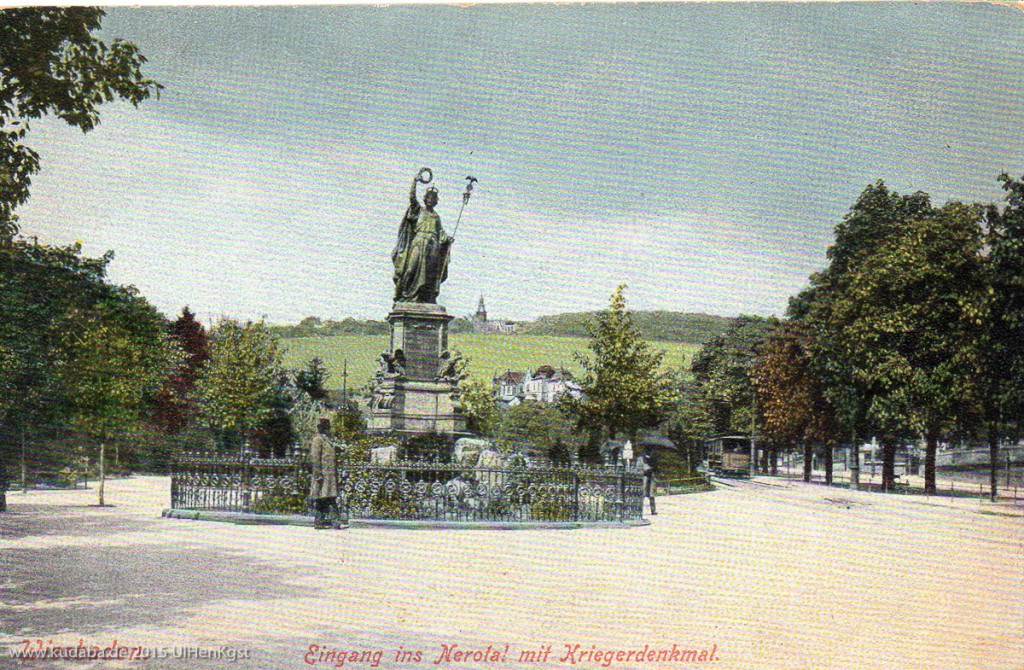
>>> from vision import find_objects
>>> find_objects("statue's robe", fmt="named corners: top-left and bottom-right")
top-left (392, 197), bottom-right (451, 303)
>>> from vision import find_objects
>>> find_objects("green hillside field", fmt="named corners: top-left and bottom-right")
top-left (282, 333), bottom-right (697, 391)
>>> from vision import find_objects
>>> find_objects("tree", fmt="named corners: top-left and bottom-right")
top-left (689, 315), bottom-right (777, 440)
top-left (753, 322), bottom-right (840, 482)
top-left (889, 202), bottom-right (983, 493)
top-left (0, 241), bottom-right (111, 432)
top-left (0, 8), bottom-right (161, 239)
top-left (666, 379), bottom-right (712, 473)
top-left (548, 438), bottom-right (572, 466)
top-left (577, 430), bottom-right (604, 465)
top-left (0, 240), bottom-right (172, 481)
top-left (152, 307), bottom-right (209, 434)
top-left (562, 285), bottom-right (678, 443)
top-left (975, 174), bottom-right (1024, 500)
top-left (59, 298), bottom-right (172, 502)
top-left (331, 398), bottom-right (367, 439)
top-left (250, 372), bottom-right (295, 457)
top-left (289, 391), bottom-right (327, 453)
top-left (456, 376), bottom-right (499, 437)
top-left (294, 357), bottom-right (330, 402)
top-left (795, 183), bottom-right (930, 490)
top-left (794, 183), bottom-right (984, 492)
top-left (195, 320), bottom-right (285, 452)
top-left (495, 401), bottom-right (580, 460)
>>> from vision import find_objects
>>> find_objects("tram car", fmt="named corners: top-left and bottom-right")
top-left (705, 434), bottom-right (752, 477)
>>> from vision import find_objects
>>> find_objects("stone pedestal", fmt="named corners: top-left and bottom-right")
top-left (368, 302), bottom-right (467, 436)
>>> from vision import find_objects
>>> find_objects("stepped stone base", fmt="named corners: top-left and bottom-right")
top-left (367, 302), bottom-right (467, 436)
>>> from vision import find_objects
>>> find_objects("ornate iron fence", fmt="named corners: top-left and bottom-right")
top-left (169, 451), bottom-right (645, 523)
top-left (342, 460), bottom-right (644, 522)
top-left (170, 452), bottom-right (309, 514)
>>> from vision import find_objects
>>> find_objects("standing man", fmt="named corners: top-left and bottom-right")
top-left (309, 419), bottom-right (340, 529)
top-left (0, 458), bottom-right (7, 513)
top-left (640, 452), bottom-right (657, 516)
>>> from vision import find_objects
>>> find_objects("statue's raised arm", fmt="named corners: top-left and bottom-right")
top-left (409, 167), bottom-right (431, 205)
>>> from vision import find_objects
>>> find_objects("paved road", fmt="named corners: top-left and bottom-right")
top-left (1, 476), bottom-right (1021, 669)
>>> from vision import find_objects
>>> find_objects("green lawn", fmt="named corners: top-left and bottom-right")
top-left (282, 332), bottom-right (697, 391)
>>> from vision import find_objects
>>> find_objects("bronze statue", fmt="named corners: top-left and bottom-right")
top-left (392, 168), bottom-right (452, 303)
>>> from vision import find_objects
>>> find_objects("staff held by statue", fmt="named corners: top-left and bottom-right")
top-left (441, 175), bottom-right (477, 278)
top-left (451, 175), bottom-right (478, 239)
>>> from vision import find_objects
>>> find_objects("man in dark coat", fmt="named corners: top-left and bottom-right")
top-left (309, 419), bottom-right (340, 528)
top-left (0, 459), bottom-right (7, 513)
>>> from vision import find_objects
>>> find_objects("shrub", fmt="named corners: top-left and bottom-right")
top-left (530, 495), bottom-right (575, 521)
top-left (401, 432), bottom-right (452, 463)
top-left (252, 486), bottom-right (308, 514)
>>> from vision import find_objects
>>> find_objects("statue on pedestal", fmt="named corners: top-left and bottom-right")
top-left (369, 168), bottom-right (476, 437)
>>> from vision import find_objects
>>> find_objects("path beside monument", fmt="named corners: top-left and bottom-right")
top-left (2, 477), bottom-right (1021, 669)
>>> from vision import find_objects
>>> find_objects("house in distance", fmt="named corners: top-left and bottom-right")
top-left (493, 366), bottom-right (582, 406)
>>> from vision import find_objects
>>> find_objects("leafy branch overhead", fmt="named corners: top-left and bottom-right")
top-left (0, 8), bottom-right (162, 236)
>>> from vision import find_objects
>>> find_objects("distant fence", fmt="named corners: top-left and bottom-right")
top-left (169, 451), bottom-right (647, 523)
top-left (2, 467), bottom-right (89, 491)
top-left (763, 468), bottom-right (1024, 502)
top-left (658, 475), bottom-right (714, 495)
top-left (935, 445), bottom-right (1024, 469)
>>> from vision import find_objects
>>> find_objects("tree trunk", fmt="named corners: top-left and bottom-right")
top-left (803, 443), bottom-right (812, 482)
top-left (989, 421), bottom-right (1000, 503)
top-left (824, 445), bottom-right (833, 486)
top-left (881, 442), bottom-right (896, 492)
top-left (21, 426), bottom-right (27, 493)
top-left (770, 446), bottom-right (778, 476)
top-left (98, 442), bottom-right (106, 506)
top-left (850, 442), bottom-right (860, 489)
top-left (924, 428), bottom-right (938, 495)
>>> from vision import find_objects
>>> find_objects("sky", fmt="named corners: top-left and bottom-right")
top-left (16, 2), bottom-right (1024, 324)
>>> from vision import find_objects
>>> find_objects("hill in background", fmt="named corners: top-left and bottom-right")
top-left (520, 310), bottom-right (733, 344)
top-left (268, 316), bottom-right (387, 339)
top-left (271, 311), bottom-right (733, 345)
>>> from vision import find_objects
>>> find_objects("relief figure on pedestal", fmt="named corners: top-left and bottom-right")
top-left (375, 349), bottom-right (406, 382)
top-left (436, 349), bottom-right (468, 384)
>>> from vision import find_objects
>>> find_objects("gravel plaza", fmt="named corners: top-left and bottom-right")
top-left (1, 476), bottom-right (1021, 670)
